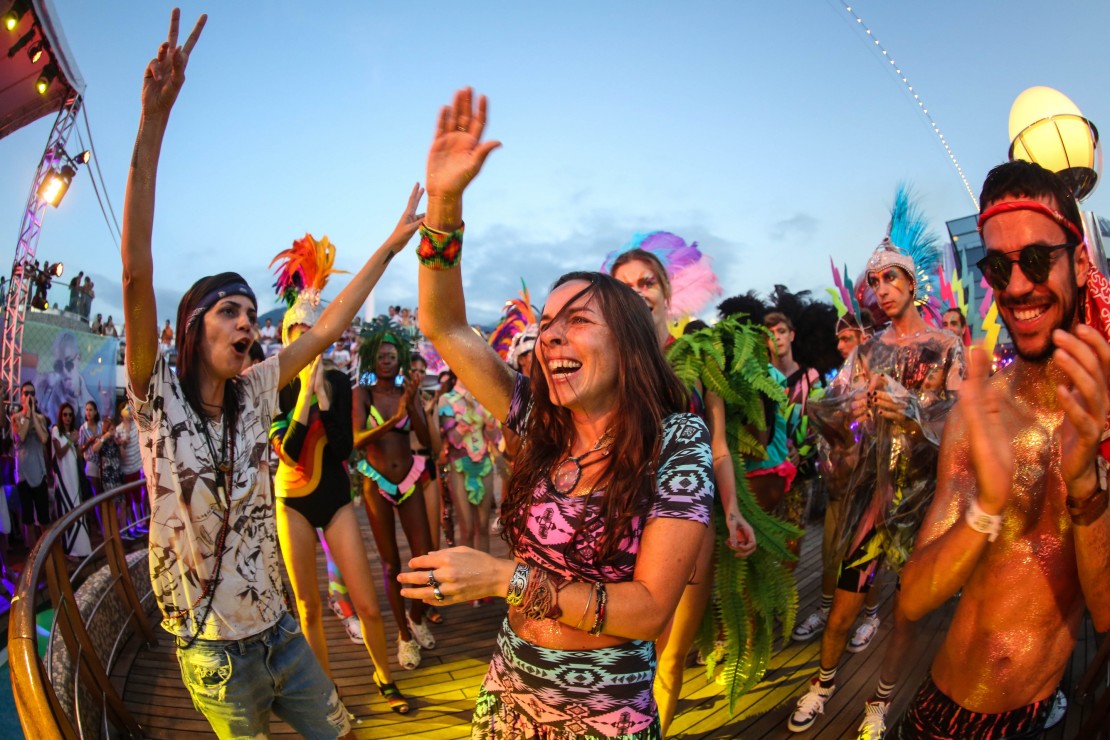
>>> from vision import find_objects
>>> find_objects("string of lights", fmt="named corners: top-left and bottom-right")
top-left (837, 1), bottom-right (979, 209)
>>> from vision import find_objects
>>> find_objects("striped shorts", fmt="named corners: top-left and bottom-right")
top-left (890, 675), bottom-right (1054, 740)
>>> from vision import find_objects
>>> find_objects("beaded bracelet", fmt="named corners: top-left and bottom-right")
top-left (1067, 485), bottom-right (1109, 526)
top-left (506, 563), bottom-right (530, 606)
top-left (416, 223), bottom-right (464, 270)
top-left (588, 583), bottom-right (608, 636)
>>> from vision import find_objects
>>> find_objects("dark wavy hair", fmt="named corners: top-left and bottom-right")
top-left (501, 271), bottom-right (688, 567)
top-left (174, 273), bottom-right (250, 439)
top-left (979, 160), bottom-right (1082, 235)
top-left (56, 402), bottom-right (77, 434)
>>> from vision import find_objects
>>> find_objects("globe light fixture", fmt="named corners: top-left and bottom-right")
top-left (1009, 86), bottom-right (1101, 201)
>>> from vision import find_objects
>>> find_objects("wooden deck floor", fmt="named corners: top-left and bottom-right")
top-left (115, 507), bottom-right (1105, 739)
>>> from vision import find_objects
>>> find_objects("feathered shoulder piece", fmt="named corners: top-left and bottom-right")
top-left (488, 279), bottom-right (539, 366)
top-left (270, 234), bottom-right (348, 331)
top-left (602, 231), bottom-right (722, 320)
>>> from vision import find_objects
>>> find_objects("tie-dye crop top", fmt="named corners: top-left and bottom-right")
top-left (504, 374), bottom-right (713, 583)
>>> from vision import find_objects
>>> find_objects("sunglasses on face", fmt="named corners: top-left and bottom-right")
top-left (976, 242), bottom-right (1076, 291)
top-left (22, 389), bottom-right (34, 397)
top-left (54, 356), bottom-right (77, 372)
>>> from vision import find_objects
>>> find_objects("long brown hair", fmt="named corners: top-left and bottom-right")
top-left (500, 271), bottom-right (688, 566)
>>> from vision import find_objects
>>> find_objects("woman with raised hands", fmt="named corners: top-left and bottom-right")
top-left (121, 10), bottom-right (422, 738)
top-left (398, 88), bottom-right (714, 739)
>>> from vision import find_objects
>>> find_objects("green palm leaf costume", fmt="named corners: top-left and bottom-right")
top-left (668, 316), bottom-right (801, 711)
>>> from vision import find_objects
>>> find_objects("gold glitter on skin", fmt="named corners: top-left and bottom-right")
top-left (901, 358), bottom-right (1110, 713)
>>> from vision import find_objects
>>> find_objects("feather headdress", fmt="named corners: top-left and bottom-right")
top-left (602, 231), bottom-right (722, 320)
top-left (488, 279), bottom-right (539, 368)
top-left (270, 233), bottom-right (348, 340)
top-left (870, 185), bottom-right (942, 310)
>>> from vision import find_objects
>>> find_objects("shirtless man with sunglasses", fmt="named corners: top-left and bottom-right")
top-left (891, 160), bottom-right (1110, 739)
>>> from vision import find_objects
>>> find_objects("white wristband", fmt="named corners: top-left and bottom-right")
top-left (965, 498), bottom-right (1002, 542)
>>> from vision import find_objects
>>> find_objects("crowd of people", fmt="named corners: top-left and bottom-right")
top-left (13, 8), bottom-right (1099, 740)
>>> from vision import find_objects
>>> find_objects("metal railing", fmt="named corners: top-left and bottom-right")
top-left (8, 480), bottom-right (157, 739)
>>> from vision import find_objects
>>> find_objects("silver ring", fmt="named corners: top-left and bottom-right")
top-left (433, 585), bottom-right (445, 602)
top-left (427, 570), bottom-right (439, 587)
top-left (456, 125), bottom-right (466, 132)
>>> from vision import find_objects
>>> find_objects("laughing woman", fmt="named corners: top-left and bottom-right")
top-left (399, 89), bottom-right (713, 739)
top-left (121, 11), bottom-right (422, 738)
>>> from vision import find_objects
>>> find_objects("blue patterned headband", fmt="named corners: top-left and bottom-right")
top-left (185, 282), bottom-right (257, 331)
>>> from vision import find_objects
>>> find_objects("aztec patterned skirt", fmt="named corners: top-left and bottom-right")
top-left (472, 618), bottom-right (661, 739)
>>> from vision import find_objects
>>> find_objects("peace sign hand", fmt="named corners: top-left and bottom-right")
top-left (141, 8), bottom-right (206, 120)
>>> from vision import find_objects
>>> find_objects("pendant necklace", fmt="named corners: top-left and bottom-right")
top-left (552, 429), bottom-right (613, 495)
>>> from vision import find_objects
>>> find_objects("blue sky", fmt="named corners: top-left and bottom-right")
top-left (4, 0), bottom-right (1110, 327)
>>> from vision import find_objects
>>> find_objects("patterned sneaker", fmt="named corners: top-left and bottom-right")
top-left (397, 636), bottom-right (421, 671)
top-left (327, 593), bottom-right (348, 621)
top-left (788, 678), bottom-right (835, 733)
top-left (791, 609), bottom-right (828, 642)
top-left (342, 616), bottom-right (363, 644)
top-left (847, 616), bottom-right (881, 653)
top-left (856, 700), bottom-right (889, 740)
top-left (407, 615), bottom-right (436, 650)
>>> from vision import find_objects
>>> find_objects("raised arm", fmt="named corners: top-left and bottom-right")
top-left (122, 9), bottom-right (206, 400)
top-left (416, 88), bottom-right (514, 420)
top-left (278, 184), bottom-right (424, 390)
top-left (899, 348), bottom-right (1011, 621)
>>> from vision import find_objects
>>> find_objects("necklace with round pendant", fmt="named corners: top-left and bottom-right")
top-left (551, 430), bottom-right (612, 495)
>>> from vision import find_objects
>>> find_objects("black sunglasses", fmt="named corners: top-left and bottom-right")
top-left (976, 242), bottom-right (1076, 291)
top-left (21, 388), bottom-right (35, 396)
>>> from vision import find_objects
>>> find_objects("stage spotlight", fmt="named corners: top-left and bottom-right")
top-left (75, 150), bottom-right (90, 164)
top-left (2, 0), bottom-right (29, 32)
top-left (50, 262), bottom-right (64, 278)
top-left (6, 26), bottom-right (31, 56)
top-left (37, 165), bottom-right (75, 207)
top-left (35, 62), bottom-right (56, 94)
top-left (27, 39), bottom-right (42, 63)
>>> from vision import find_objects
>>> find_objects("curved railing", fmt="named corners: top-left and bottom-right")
top-left (8, 480), bottom-right (157, 739)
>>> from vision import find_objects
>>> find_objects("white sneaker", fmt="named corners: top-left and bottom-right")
top-left (788, 678), bottom-right (835, 732)
top-left (397, 636), bottom-right (421, 671)
top-left (327, 592), bottom-right (347, 621)
top-left (407, 615), bottom-right (436, 650)
top-left (856, 699), bottom-right (889, 740)
top-left (792, 609), bottom-right (828, 642)
top-left (342, 616), bottom-right (363, 644)
top-left (847, 615), bottom-right (881, 653)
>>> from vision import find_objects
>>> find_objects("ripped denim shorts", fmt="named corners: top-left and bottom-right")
top-left (175, 611), bottom-right (349, 739)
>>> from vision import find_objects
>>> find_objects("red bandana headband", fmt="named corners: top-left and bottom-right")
top-left (976, 199), bottom-right (1085, 244)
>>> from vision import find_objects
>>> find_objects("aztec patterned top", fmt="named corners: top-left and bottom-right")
top-left (504, 373), bottom-right (713, 583)
top-left (129, 354), bottom-right (285, 641)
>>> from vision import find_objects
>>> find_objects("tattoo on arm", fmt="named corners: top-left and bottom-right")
top-left (383, 248), bottom-right (397, 265)
top-left (130, 136), bottom-right (141, 170)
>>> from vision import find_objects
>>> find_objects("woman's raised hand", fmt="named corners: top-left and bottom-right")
top-left (141, 8), bottom-right (206, 120)
top-left (426, 88), bottom-right (501, 202)
top-left (384, 182), bottom-right (426, 251)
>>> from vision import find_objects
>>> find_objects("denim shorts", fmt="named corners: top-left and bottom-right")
top-left (175, 611), bottom-right (350, 739)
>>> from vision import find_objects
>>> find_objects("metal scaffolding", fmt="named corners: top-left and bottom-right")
top-left (0, 91), bottom-right (82, 401)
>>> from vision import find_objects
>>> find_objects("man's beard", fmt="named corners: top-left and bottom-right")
top-left (1002, 287), bottom-right (1078, 363)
